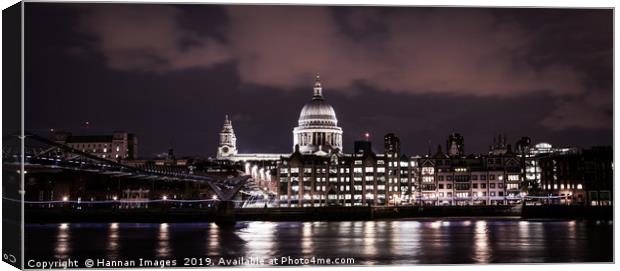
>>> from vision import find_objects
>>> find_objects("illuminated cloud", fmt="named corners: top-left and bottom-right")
top-left (78, 5), bottom-right (231, 72)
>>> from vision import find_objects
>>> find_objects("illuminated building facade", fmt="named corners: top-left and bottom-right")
top-left (216, 114), bottom-right (238, 159)
top-left (515, 138), bottom-right (579, 192)
top-left (53, 131), bottom-right (137, 160)
top-left (417, 135), bottom-right (522, 206)
top-left (276, 140), bottom-right (418, 207)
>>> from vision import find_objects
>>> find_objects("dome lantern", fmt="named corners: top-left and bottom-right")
top-left (313, 74), bottom-right (323, 100)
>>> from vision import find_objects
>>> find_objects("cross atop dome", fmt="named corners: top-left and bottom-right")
top-left (313, 73), bottom-right (323, 100)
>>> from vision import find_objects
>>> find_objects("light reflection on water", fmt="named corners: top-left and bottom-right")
top-left (25, 219), bottom-right (612, 265)
top-left (106, 223), bottom-right (119, 259)
top-left (54, 223), bottom-right (70, 259)
top-left (474, 220), bottom-right (490, 263)
top-left (156, 223), bottom-right (171, 258)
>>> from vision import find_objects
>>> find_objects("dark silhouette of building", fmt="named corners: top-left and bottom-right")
top-left (354, 140), bottom-right (372, 155)
top-left (384, 133), bottom-right (401, 156)
top-left (539, 146), bottom-right (612, 206)
top-left (446, 133), bottom-right (464, 157)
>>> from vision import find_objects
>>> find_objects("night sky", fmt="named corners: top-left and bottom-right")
top-left (24, 3), bottom-right (613, 158)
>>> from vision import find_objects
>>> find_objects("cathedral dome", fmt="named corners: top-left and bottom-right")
top-left (293, 75), bottom-right (343, 155)
top-left (298, 99), bottom-right (338, 127)
top-left (297, 77), bottom-right (338, 127)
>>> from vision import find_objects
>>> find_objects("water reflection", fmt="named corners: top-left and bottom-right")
top-left (239, 222), bottom-right (276, 258)
top-left (207, 224), bottom-right (219, 255)
top-left (28, 219), bottom-right (613, 265)
top-left (362, 221), bottom-right (377, 258)
top-left (301, 222), bottom-right (314, 254)
top-left (473, 220), bottom-right (490, 263)
top-left (566, 220), bottom-right (577, 261)
top-left (107, 223), bottom-right (119, 259)
top-left (156, 223), bottom-right (170, 257)
top-left (54, 223), bottom-right (71, 259)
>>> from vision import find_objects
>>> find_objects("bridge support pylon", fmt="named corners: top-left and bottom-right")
top-left (214, 200), bottom-right (236, 228)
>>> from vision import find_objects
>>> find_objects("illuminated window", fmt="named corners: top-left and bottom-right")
top-left (422, 167), bottom-right (435, 175)
top-left (456, 192), bottom-right (469, 198)
top-left (507, 175), bottom-right (519, 181)
top-left (422, 176), bottom-right (434, 183)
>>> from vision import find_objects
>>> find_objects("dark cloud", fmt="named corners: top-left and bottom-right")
top-left (73, 5), bottom-right (612, 131)
top-left (24, 3), bottom-right (612, 156)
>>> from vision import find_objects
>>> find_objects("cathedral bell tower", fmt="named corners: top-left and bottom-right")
top-left (217, 115), bottom-right (238, 159)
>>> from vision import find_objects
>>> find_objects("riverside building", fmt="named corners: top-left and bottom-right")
top-left (417, 135), bottom-right (522, 206)
top-left (538, 146), bottom-right (613, 206)
top-left (276, 138), bottom-right (418, 207)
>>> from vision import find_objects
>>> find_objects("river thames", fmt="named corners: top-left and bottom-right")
top-left (25, 219), bottom-right (612, 267)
